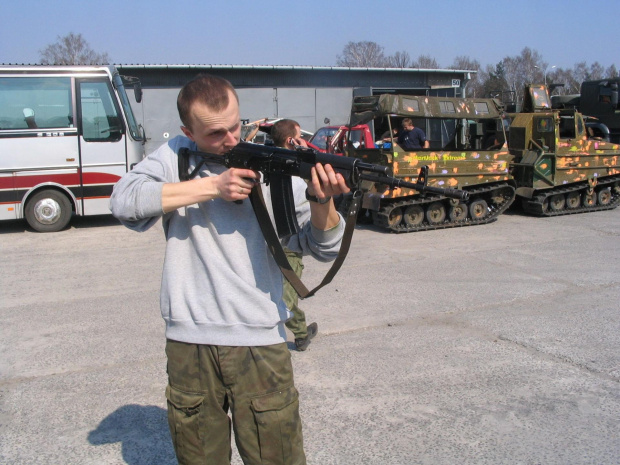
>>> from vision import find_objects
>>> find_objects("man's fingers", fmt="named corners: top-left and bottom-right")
top-left (214, 168), bottom-right (260, 201)
top-left (322, 163), bottom-right (340, 186)
top-left (335, 172), bottom-right (351, 193)
top-left (310, 163), bottom-right (350, 197)
top-left (231, 168), bottom-right (259, 182)
top-left (312, 163), bottom-right (328, 186)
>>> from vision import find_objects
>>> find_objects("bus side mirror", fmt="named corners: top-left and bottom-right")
top-left (134, 85), bottom-right (143, 103)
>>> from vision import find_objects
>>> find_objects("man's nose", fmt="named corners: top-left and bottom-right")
top-left (225, 130), bottom-right (239, 145)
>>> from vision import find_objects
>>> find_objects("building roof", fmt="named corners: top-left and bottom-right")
top-left (113, 63), bottom-right (476, 74)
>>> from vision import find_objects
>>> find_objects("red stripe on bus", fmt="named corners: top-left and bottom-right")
top-left (12, 173), bottom-right (80, 188)
top-left (0, 172), bottom-right (122, 190)
top-left (0, 195), bottom-right (111, 205)
top-left (82, 172), bottom-right (122, 184)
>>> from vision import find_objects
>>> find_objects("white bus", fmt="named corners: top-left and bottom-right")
top-left (0, 65), bottom-right (145, 232)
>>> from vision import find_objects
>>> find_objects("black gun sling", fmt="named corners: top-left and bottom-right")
top-left (249, 184), bottom-right (361, 299)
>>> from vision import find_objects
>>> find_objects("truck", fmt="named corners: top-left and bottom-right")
top-left (341, 93), bottom-right (516, 232)
top-left (0, 65), bottom-right (145, 232)
top-left (308, 124), bottom-right (375, 154)
top-left (510, 84), bottom-right (620, 215)
top-left (551, 78), bottom-right (620, 143)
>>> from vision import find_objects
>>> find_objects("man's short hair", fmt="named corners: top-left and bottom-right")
top-left (271, 119), bottom-right (299, 147)
top-left (402, 118), bottom-right (413, 128)
top-left (177, 74), bottom-right (239, 130)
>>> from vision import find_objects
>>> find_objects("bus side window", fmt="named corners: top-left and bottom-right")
top-left (0, 76), bottom-right (72, 130)
top-left (79, 81), bottom-right (123, 142)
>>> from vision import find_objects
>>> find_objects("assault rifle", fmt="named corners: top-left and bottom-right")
top-left (179, 142), bottom-right (468, 238)
top-left (178, 142), bottom-right (469, 297)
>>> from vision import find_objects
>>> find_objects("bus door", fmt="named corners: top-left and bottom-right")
top-left (76, 79), bottom-right (128, 215)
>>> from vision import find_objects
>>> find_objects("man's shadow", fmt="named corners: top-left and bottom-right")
top-left (88, 404), bottom-right (176, 464)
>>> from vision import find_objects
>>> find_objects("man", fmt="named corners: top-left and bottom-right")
top-left (380, 128), bottom-right (398, 141)
top-left (110, 74), bottom-right (349, 465)
top-left (397, 117), bottom-right (430, 150)
top-left (271, 119), bottom-right (319, 351)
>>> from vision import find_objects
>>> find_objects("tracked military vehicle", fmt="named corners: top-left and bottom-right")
top-left (343, 93), bottom-right (516, 232)
top-left (510, 85), bottom-right (620, 216)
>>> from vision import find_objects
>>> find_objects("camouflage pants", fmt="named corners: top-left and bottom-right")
top-left (283, 251), bottom-right (307, 339)
top-left (165, 340), bottom-right (306, 465)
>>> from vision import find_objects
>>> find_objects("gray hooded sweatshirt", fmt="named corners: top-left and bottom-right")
top-left (110, 136), bottom-right (345, 347)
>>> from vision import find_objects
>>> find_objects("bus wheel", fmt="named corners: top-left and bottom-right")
top-left (25, 189), bottom-right (73, 232)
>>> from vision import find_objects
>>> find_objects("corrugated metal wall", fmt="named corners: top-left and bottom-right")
top-left (117, 65), bottom-right (472, 154)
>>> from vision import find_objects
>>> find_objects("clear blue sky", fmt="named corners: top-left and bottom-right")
top-left (1, 0), bottom-right (616, 71)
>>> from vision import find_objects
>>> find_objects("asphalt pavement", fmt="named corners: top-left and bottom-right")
top-left (1, 206), bottom-right (619, 465)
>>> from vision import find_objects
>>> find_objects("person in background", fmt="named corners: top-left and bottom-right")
top-left (381, 128), bottom-right (398, 141)
top-left (397, 118), bottom-right (430, 149)
top-left (271, 118), bottom-right (319, 351)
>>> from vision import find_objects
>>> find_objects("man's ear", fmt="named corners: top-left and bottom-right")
top-left (180, 126), bottom-right (195, 142)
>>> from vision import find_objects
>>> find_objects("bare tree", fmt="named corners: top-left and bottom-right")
top-left (412, 54), bottom-right (440, 69)
top-left (523, 48), bottom-right (546, 83)
top-left (550, 62), bottom-right (619, 95)
top-left (336, 41), bottom-right (387, 67)
top-left (451, 56), bottom-right (481, 71)
top-left (334, 42), bottom-right (619, 103)
top-left (481, 62), bottom-right (511, 101)
top-left (605, 64), bottom-right (619, 78)
top-left (588, 62), bottom-right (605, 80)
top-left (450, 56), bottom-right (482, 97)
top-left (547, 67), bottom-right (577, 95)
top-left (385, 51), bottom-right (412, 68)
top-left (491, 47), bottom-right (545, 106)
top-left (570, 61), bottom-right (590, 92)
top-left (39, 32), bottom-right (110, 65)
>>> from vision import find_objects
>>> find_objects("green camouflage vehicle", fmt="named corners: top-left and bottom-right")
top-left (510, 85), bottom-right (620, 215)
top-left (344, 93), bottom-right (516, 232)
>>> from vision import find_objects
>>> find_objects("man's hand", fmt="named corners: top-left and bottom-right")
top-left (287, 136), bottom-right (308, 149)
top-left (161, 167), bottom-right (259, 213)
top-left (213, 167), bottom-right (260, 202)
top-left (305, 163), bottom-right (351, 231)
top-left (306, 163), bottom-right (350, 200)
